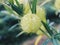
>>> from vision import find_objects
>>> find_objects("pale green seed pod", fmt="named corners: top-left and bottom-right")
top-left (20, 13), bottom-right (41, 33)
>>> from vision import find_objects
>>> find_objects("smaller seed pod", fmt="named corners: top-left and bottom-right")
top-left (36, 6), bottom-right (46, 23)
top-left (20, 13), bottom-right (41, 33)
top-left (19, 0), bottom-right (31, 14)
top-left (55, 0), bottom-right (60, 10)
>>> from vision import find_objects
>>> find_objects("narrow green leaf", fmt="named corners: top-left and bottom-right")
top-left (11, 4), bottom-right (23, 16)
top-left (39, 28), bottom-right (51, 38)
top-left (31, 0), bottom-right (37, 14)
top-left (14, 0), bottom-right (23, 15)
top-left (3, 4), bottom-right (21, 18)
top-left (41, 21), bottom-right (53, 36)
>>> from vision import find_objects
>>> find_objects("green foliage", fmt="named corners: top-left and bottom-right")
top-left (41, 21), bottom-right (60, 45)
top-left (4, 0), bottom-right (23, 16)
top-left (1, 0), bottom-right (60, 45)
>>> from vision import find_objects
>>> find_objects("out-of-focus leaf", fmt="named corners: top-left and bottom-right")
top-left (42, 38), bottom-right (51, 45)
top-left (54, 33), bottom-right (60, 41)
top-left (52, 38), bottom-right (60, 45)
top-left (15, 0), bottom-right (20, 7)
top-left (50, 26), bottom-right (57, 34)
top-left (3, 4), bottom-right (15, 14)
top-left (55, 33), bottom-right (60, 37)
top-left (9, 0), bottom-right (14, 5)
top-left (0, 4), bottom-right (5, 11)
